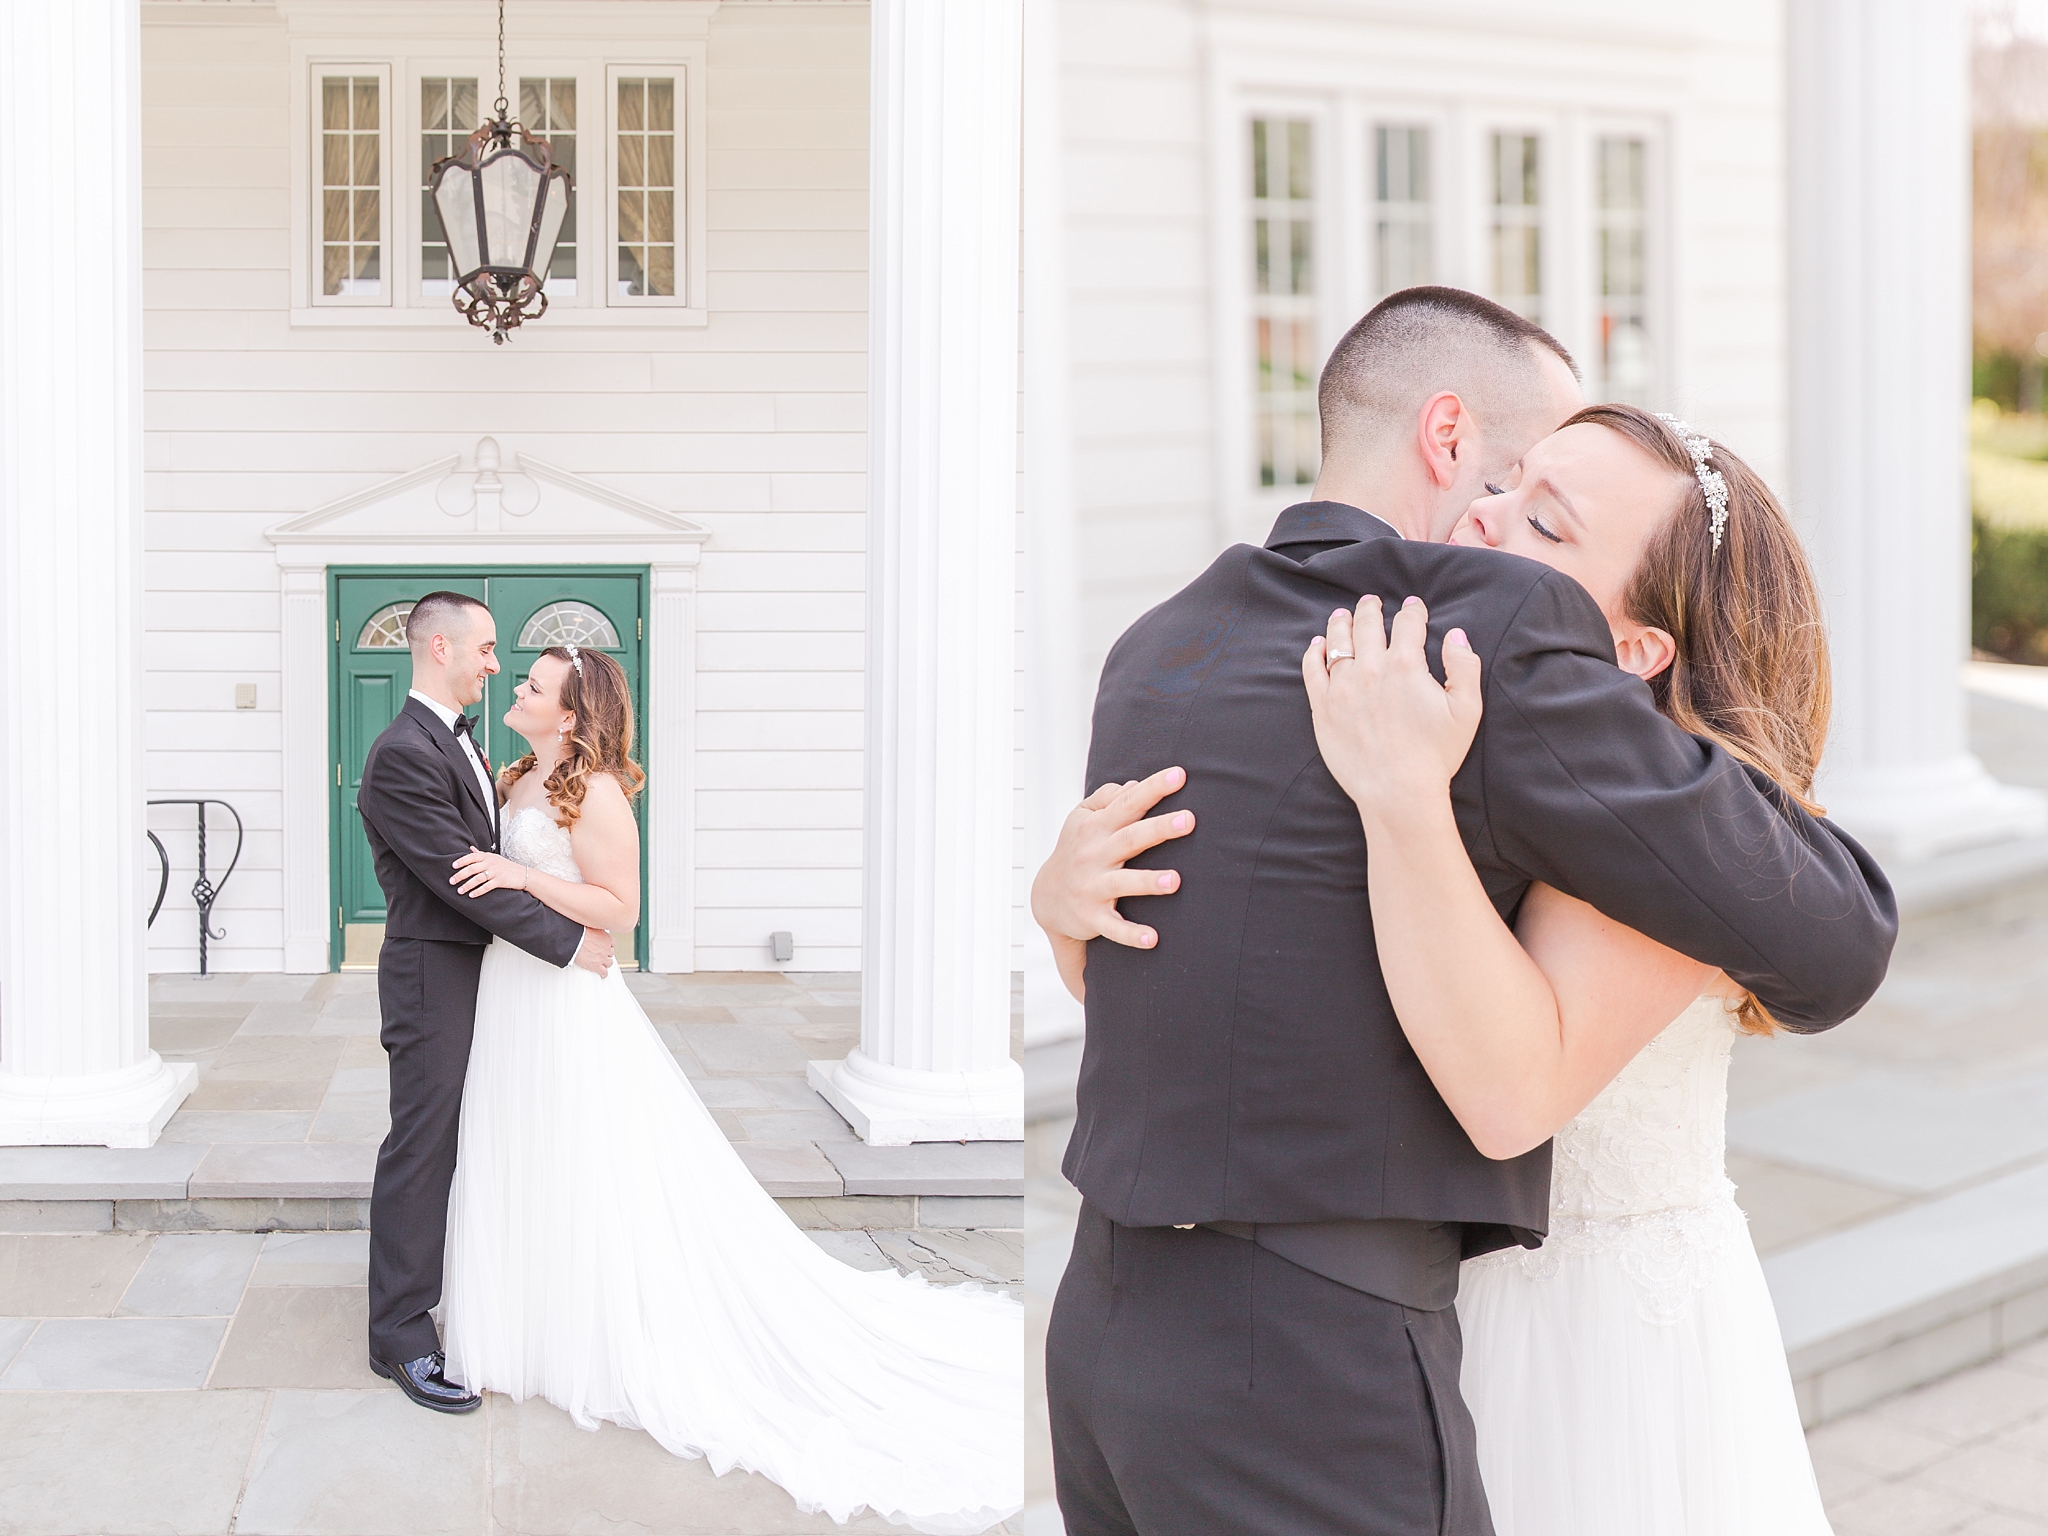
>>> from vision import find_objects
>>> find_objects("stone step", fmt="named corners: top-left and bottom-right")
top-left (1765, 1158), bottom-right (2048, 1426)
top-left (0, 1139), bottom-right (1023, 1235)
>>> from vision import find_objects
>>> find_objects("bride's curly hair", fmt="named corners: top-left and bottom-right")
top-left (1574, 403), bottom-right (1832, 1037)
top-left (497, 646), bottom-right (646, 828)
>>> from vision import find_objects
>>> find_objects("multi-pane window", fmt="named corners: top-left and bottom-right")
top-left (616, 77), bottom-right (677, 299)
top-left (320, 77), bottom-right (382, 298)
top-left (306, 62), bottom-right (693, 315)
top-left (1595, 135), bottom-right (1652, 402)
top-left (518, 601), bottom-right (619, 649)
top-left (420, 77), bottom-right (479, 297)
top-left (1374, 126), bottom-right (1433, 296)
top-left (1491, 132), bottom-right (1542, 322)
top-left (1250, 118), bottom-right (1319, 489)
top-left (520, 78), bottom-right (579, 293)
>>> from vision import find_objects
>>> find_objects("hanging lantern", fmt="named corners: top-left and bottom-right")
top-left (426, 0), bottom-right (571, 343)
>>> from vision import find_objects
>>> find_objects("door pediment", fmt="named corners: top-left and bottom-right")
top-left (266, 437), bottom-right (710, 567)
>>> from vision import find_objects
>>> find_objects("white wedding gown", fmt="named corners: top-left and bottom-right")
top-left (1456, 995), bottom-right (1831, 1535)
top-left (440, 808), bottom-right (1024, 1534)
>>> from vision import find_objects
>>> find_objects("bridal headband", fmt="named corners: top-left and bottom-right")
top-left (1656, 413), bottom-right (1729, 554)
top-left (563, 643), bottom-right (585, 678)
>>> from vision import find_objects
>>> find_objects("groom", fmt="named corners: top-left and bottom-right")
top-left (354, 590), bottom-right (611, 1413)
top-left (1039, 288), bottom-right (1897, 1533)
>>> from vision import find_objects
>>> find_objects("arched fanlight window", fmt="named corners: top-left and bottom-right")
top-left (518, 600), bottom-right (620, 649)
top-left (357, 602), bottom-right (416, 649)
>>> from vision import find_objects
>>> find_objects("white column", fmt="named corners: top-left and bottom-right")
top-left (0, 0), bottom-right (195, 1145)
top-left (1021, 0), bottom-right (1086, 1052)
top-left (808, 0), bottom-right (1027, 1146)
top-left (1789, 0), bottom-right (2047, 864)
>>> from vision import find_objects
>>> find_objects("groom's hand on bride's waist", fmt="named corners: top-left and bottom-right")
top-left (571, 927), bottom-right (614, 975)
top-left (1030, 765), bottom-right (1195, 951)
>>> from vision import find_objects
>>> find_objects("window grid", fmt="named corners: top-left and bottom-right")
top-left (1250, 118), bottom-right (1318, 490)
top-left (357, 603), bottom-right (415, 650)
top-left (1595, 135), bottom-right (1652, 403)
top-left (321, 76), bottom-right (382, 298)
top-left (518, 601), bottom-right (621, 649)
top-left (1490, 132), bottom-right (1542, 323)
top-left (1374, 125), bottom-right (1434, 297)
top-left (616, 77), bottom-right (677, 299)
top-left (521, 78), bottom-right (579, 293)
top-left (420, 77), bottom-right (479, 296)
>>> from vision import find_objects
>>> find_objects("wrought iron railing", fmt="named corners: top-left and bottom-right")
top-left (145, 799), bottom-right (244, 976)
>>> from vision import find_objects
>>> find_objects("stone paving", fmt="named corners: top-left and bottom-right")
top-left (1725, 689), bottom-right (2048, 1262)
top-left (0, 969), bottom-right (1027, 1533)
top-left (0, 1226), bottom-right (1021, 1535)
top-left (0, 969), bottom-right (1020, 1231)
top-left (1810, 1339), bottom-right (2048, 1535)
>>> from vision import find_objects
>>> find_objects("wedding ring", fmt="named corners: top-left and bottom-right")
top-left (1327, 648), bottom-right (1356, 661)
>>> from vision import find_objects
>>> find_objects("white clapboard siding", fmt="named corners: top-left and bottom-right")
top-left (1059, 0), bottom-right (1218, 696)
top-left (1057, 0), bottom-right (1787, 687)
top-left (141, 2), bottom-right (879, 974)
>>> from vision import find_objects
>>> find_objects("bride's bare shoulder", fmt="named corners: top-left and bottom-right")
top-left (574, 771), bottom-right (636, 827)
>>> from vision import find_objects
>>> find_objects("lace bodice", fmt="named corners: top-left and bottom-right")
top-left (1466, 993), bottom-right (1749, 1324)
top-left (502, 805), bottom-right (585, 883)
top-left (1550, 993), bottom-right (1739, 1221)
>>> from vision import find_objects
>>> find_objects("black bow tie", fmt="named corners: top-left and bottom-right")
top-left (453, 713), bottom-right (491, 766)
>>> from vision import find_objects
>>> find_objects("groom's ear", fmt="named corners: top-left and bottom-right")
top-left (1611, 621), bottom-right (1677, 683)
top-left (1414, 392), bottom-right (1468, 490)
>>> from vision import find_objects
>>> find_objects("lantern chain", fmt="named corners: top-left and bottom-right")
top-left (494, 0), bottom-right (508, 119)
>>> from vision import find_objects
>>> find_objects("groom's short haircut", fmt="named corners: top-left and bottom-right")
top-left (406, 590), bottom-right (489, 656)
top-left (1318, 286), bottom-right (1579, 461)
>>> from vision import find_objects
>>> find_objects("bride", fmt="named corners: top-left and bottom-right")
top-left (437, 643), bottom-right (1022, 1535)
top-left (1041, 403), bottom-right (1836, 1534)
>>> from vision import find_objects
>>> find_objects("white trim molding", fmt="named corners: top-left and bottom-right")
top-left (265, 436), bottom-right (709, 973)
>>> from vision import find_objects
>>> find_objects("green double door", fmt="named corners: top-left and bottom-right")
top-left (332, 567), bottom-right (648, 970)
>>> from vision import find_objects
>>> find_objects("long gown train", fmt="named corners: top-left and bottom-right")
top-left (440, 807), bottom-right (1022, 1535)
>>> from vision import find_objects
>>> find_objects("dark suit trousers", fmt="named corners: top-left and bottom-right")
top-left (368, 937), bottom-right (483, 1362)
top-left (1047, 1202), bottom-right (1493, 1536)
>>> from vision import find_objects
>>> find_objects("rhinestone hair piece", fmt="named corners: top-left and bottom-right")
top-left (562, 643), bottom-right (584, 678)
top-left (1656, 413), bottom-right (1729, 554)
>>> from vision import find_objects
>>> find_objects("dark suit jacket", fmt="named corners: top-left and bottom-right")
top-left (1066, 502), bottom-right (1897, 1251)
top-left (356, 696), bottom-right (582, 966)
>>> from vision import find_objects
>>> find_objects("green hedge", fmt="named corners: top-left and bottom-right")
top-left (1974, 513), bottom-right (2048, 661)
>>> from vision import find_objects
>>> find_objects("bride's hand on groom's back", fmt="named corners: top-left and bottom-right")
top-left (1030, 766), bottom-right (1194, 953)
top-left (1303, 595), bottom-right (1483, 826)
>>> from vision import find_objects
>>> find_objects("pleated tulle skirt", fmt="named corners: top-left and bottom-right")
top-left (1455, 1201), bottom-right (1832, 1536)
top-left (440, 942), bottom-right (1024, 1534)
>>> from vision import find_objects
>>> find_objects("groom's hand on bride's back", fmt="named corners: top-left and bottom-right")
top-left (572, 927), bottom-right (614, 975)
top-left (1030, 766), bottom-right (1195, 951)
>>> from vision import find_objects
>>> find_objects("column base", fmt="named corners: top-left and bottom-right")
top-left (0, 1053), bottom-right (198, 1149)
top-left (808, 1049), bottom-right (1024, 1147)
top-left (1821, 754), bottom-right (2048, 866)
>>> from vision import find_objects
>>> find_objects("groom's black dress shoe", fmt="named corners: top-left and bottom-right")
top-left (368, 1350), bottom-right (481, 1414)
